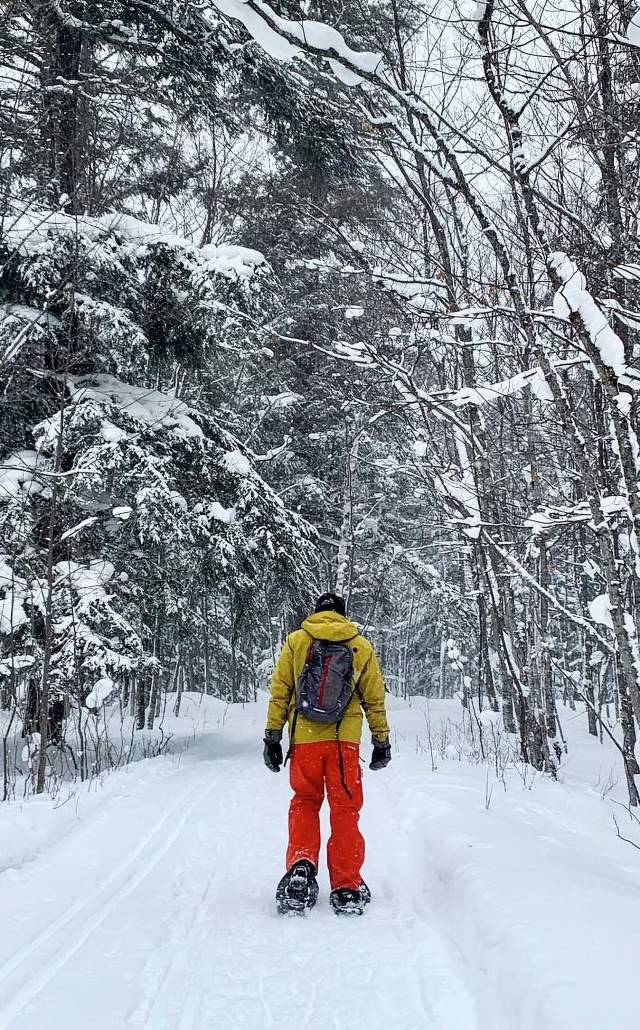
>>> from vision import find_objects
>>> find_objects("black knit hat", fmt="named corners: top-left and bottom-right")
top-left (314, 592), bottom-right (346, 617)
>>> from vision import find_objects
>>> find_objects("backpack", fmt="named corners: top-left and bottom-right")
top-left (285, 631), bottom-right (362, 797)
top-left (294, 635), bottom-right (356, 724)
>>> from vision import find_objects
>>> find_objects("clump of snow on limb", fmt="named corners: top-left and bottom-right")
top-left (85, 676), bottom-right (117, 709)
top-left (446, 367), bottom-right (553, 407)
top-left (589, 593), bottom-right (614, 630)
top-left (526, 495), bottom-right (629, 536)
top-left (211, 0), bottom-right (384, 84)
top-left (549, 252), bottom-right (640, 390)
top-left (6, 210), bottom-right (266, 281)
top-left (70, 375), bottom-right (203, 440)
top-left (0, 450), bottom-right (51, 501)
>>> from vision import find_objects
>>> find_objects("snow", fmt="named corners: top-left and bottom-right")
top-left (0, 451), bottom-right (50, 501)
top-left (0, 654), bottom-right (34, 677)
top-left (526, 495), bottom-right (629, 535)
top-left (85, 677), bottom-right (117, 709)
top-left (334, 339), bottom-right (374, 366)
top-left (223, 449), bottom-right (252, 476)
top-left (613, 263), bottom-right (640, 281)
top-left (0, 695), bottom-right (639, 1029)
top-left (589, 593), bottom-right (613, 630)
top-left (466, 0), bottom-right (488, 22)
top-left (112, 506), bottom-right (132, 521)
top-left (478, 707), bottom-right (501, 727)
top-left (59, 517), bottom-right (99, 543)
top-left (209, 502), bottom-right (236, 524)
top-left (615, 392), bottom-right (632, 417)
top-left (0, 304), bottom-right (59, 327)
top-left (210, 0), bottom-right (384, 76)
top-left (374, 271), bottom-right (446, 312)
top-left (100, 420), bottom-right (128, 444)
top-left (4, 209), bottom-right (180, 254)
top-left (261, 390), bottom-right (302, 410)
top-left (549, 252), bottom-right (636, 387)
top-left (327, 58), bottom-right (367, 86)
top-left (200, 242), bottom-right (266, 280)
top-left (207, 0), bottom-right (387, 90)
top-left (434, 433), bottom-right (482, 539)
top-left (211, 0), bottom-right (301, 62)
top-left (0, 556), bottom-right (33, 637)
top-left (276, 16), bottom-right (382, 74)
top-left (447, 367), bottom-right (553, 407)
top-left (69, 374), bottom-right (204, 440)
top-left (93, 213), bottom-right (186, 248)
top-left (0, 596), bottom-right (28, 635)
top-left (20, 733), bottom-right (39, 765)
top-left (344, 305), bottom-right (365, 319)
top-left (54, 559), bottom-right (115, 599)
top-left (4, 209), bottom-right (264, 282)
top-left (168, 491), bottom-right (188, 513)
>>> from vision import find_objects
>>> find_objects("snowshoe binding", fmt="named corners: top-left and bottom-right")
top-left (330, 881), bottom-right (371, 917)
top-left (276, 860), bottom-right (319, 916)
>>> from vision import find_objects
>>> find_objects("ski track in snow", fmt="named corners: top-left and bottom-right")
top-left (0, 727), bottom-right (481, 1030)
top-left (0, 780), bottom-right (216, 1029)
top-left (0, 784), bottom-right (197, 996)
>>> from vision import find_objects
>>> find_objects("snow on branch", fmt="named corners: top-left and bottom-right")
top-left (441, 366), bottom-right (553, 408)
top-left (1, 304), bottom-right (60, 328)
top-left (613, 264), bottom-right (640, 282)
top-left (549, 252), bottom-right (640, 392)
top-left (5, 209), bottom-right (266, 281)
top-left (525, 496), bottom-right (629, 537)
top-left (627, 10), bottom-right (640, 46)
top-left (294, 252), bottom-right (448, 315)
top-left (589, 594), bottom-right (613, 630)
top-left (211, 0), bottom-right (384, 82)
top-left (60, 375), bottom-right (204, 443)
top-left (0, 450), bottom-right (52, 502)
top-left (484, 533), bottom-right (614, 653)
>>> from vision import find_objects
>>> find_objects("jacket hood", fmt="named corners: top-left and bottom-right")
top-left (301, 610), bottom-right (359, 642)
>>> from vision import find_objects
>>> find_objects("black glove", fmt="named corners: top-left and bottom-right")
top-left (263, 729), bottom-right (283, 772)
top-left (370, 737), bottom-right (391, 771)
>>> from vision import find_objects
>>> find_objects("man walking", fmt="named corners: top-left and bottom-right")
top-left (263, 592), bottom-right (391, 916)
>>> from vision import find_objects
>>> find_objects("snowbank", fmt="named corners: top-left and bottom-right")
top-left (388, 697), bottom-right (640, 1030)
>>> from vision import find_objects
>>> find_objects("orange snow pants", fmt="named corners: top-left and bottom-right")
top-left (286, 741), bottom-right (364, 890)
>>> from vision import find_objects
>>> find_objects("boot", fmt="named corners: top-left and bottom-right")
top-left (276, 860), bottom-right (319, 915)
top-left (330, 880), bottom-right (371, 916)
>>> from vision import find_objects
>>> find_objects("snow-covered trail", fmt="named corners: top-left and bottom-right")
top-left (0, 709), bottom-right (479, 1030)
top-left (4, 695), bottom-right (640, 1030)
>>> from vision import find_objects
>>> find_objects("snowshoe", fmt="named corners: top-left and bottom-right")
top-left (330, 881), bottom-right (371, 916)
top-left (276, 860), bottom-right (319, 916)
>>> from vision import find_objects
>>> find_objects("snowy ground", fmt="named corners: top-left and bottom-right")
top-left (1, 694), bottom-right (639, 1030)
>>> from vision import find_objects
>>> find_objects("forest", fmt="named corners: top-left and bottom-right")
top-left (2, 0), bottom-right (640, 811)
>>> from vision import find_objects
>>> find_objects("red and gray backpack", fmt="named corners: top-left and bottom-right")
top-left (285, 633), bottom-right (362, 797)
top-left (295, 634), bottom-right (357, 724)
top-left (284, 626), bottom-right (364, 795)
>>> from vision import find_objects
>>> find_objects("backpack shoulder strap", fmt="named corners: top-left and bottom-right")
top-left (284, 629), bottom-right (315, 765)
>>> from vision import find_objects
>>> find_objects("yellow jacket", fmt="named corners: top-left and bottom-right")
top-left (266, 610), bottom-right (389, 745)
